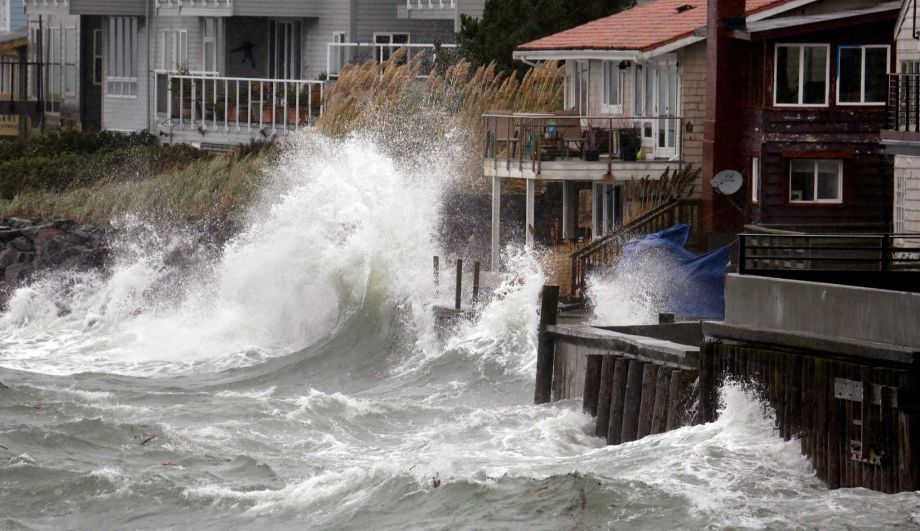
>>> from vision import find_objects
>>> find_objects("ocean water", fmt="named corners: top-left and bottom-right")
top-left (1, 132), bottom-right (919, 530)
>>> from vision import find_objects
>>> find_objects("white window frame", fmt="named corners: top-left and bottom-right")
top-left (789, 159), bottom-right (843, 204)
top-left (773, 43), bottom-right (830, 108)
top-left (752, 157), bottom-right (760, 204)
top-left (202, 18), bottom-right (223, 75)
top-left (106, 16), bottom-right (139, 99)
top-left (373, 32), bottom-right (410, 63)
top-left (63, 26), bottom-right (76, 96)
top-left (602, 60), bottom-right (623, 114)
top-left (836, 44), bottom-right (890, 106)
top-left (161, 28), bottom-right (188, 72)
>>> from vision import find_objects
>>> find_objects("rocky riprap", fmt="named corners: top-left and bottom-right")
top-left (0, 217), bottom-right (109, 307)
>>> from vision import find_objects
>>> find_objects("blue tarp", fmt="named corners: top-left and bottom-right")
top-left (614, 224), bottom-right (731, 319)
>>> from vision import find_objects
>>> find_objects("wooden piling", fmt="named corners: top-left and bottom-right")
top-left (897, 370), bottom-right (920, 491)
top-left (595, 356), bottom-right (617, 437)
top-left (472, 261), bottom-right (481, 305)
top-left (583, 354), bottom-right (603, 416)
top-left (620, 360), bottom-right (645, 443)
top-left (698, 342), bottom-right (718, 424)
top-left (606, 357), bottom-right (630, 444)
top-left (650, 368), bottom-right (672, 435)
top-left (454, 259), bottom-right (463, 310)
top-left (666, 369), bottom-right (696, 431)
top-left (433, 256), bottom-right (439, 287)
top-left (533, 285), bottom-right (559, 404)
top-left (637, 363), bottom-right (658, 439)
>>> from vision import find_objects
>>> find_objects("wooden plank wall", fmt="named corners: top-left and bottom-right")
top-left (699, 341), bottom-right (920, 493)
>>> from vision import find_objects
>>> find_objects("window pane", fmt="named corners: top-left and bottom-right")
top-left (864, 47), bottom-right (888, 103)
top-left (776, 46), bottom-right (800, 104)
top-left (838, 47), bottom-right (861, 103)
top-left (816, 161), bottom-right (841, 200)
top-left (803, 46), bottom-right (827, 104)
top-left (790, 160), bottom-right (815, 201)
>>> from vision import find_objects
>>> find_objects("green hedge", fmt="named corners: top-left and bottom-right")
top-left (0, 132), bottom-right (209, 200)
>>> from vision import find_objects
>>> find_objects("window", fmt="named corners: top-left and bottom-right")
top-left (330, 31), bottom-right (346, 74)
top-left (789, 159), bottom-right (842, 203)
top-left (752, 157), bottom-right (760, 204)
top-left (837, 45), bottom-right (889, 105)
top-left (106, 17), bottom-right (139, 98)
top-left (602, 61), bottom-right (622, 113)
top-left (162, 28), bottom-right (188, 71)
top-left (270, 20), bottom-right (300, 79)
top-left (93, 29), bottom-right (103, 85)
top-left (774, 44), bottom-right (829, 106)
top-left (566, 60), bottom-right (588, 115)
top-left (202, 18), bottom-right (223, 74)
top-left (0, 0), bottom-right (9, 33)
top-left (374, 32), bottom-right (409, 63)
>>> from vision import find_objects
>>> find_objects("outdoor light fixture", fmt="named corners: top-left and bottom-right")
top-left (685, 121), bottom-right (694, 133)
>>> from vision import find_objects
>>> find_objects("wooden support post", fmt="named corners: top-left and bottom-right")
top-left (826, 361), bottom-right (841, 489)
top-left (583, 354), bottom-right (603, 416)
top-left (698, 342), bottom-right (718, 424)
top-left (472, 261), bottom-right (481, 305)
top-left (620, 360), bottom-right (645, 443)
top-left (454, 259), bottom-right (462, 310)
top-left (533, 285), bottom-right (559, 404)
top-left (637, 363), bottom-right (658, 439)
top-left (897, 370), bottom-right (920, 492)
top-left (433, 256), bottom-right (439, 288)
top-left (595, 356), bottom-right (617, 437)
top-left (667, 369), bottom-right (697, 431)
top-left (813, 358), bottom-right (829, 483)
top-left (606, 357), bottom-right (629, 444)
top-left (651, 368), bottom-right (672, 435)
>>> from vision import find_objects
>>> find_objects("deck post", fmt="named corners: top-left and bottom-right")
top-left (491, 176), bottom-right (501, 271)
top-left (591, 182), bottom-right (601, 239)
top-left (562, 181), bottom-right (577, 240)
top-left (534, 285), bottom-right (560, 404)
top-left (472, 261), bottom-right (481, 305)
top-left (525, 178), bottom-right (535, 247)
top-left (454, 259), bottom-right (462, 310)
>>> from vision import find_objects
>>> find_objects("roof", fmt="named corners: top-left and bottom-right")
top-left (739, 1), bottom-right (900, 36)
top-left (516, 0), bottom-right (795, 53)
top-left (0, 30), bottom-right (28, 54)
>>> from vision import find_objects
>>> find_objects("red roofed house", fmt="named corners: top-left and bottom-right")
top-left (486, 0), bottom-right (901, 282)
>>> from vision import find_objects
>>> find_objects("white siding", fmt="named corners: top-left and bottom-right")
top-left (894, 154), bottom-right (920, 234)
top-left (354, 0), bottom-right (456, 44)
top-left (101, 16), bottom-right (148, 132)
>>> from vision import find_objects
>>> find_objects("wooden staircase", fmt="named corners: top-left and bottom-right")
top-left (569, 199), bottom-right (700, 297)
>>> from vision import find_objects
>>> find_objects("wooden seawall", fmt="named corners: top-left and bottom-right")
top-left (534, 285), bottom-right (920, 493)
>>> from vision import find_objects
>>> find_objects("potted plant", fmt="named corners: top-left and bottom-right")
top-left (618, 127), bottom-right (641, 162)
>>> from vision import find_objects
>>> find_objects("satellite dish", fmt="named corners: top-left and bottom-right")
top-left (711, 169), bottom-right (743, 195)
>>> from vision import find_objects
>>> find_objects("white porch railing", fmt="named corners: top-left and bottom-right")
top-left (154, 0), bottom-right (232, 8)
top-left (405, 0), bottom-right (456, 9)
top-left (326, 42), bottom-right (459, 79)
top-left (157, 72), bottom-right (324, 135)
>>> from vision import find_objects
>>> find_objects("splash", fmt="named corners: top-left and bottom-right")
top-left (0, 132), bottom-right (453, 376)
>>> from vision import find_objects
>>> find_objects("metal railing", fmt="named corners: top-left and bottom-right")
top-left (405, 0), bottom-right (455, 9)
top-left (739, 233), bottom-right (920, 292)
top-left (482, 112), bottom-right (683, 176)
top-left (570, 199), bottom-right (700, 296)
top-left (0, 60), bottom-right (66, 115)
top-left (157, 72), bottom-right (324, 134)
top-left (326, 42), bottom-right (459, 79)
top-left (886, 73), bottom-right (920, 133)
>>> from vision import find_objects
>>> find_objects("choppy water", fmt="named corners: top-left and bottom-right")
top-left (1, 132), bottom-right (919, 530)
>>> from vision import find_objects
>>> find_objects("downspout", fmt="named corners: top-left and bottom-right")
top-left (146, 0), bottom-right (152, 132)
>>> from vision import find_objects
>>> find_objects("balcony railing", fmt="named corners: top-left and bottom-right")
top-left (405, 0), bottom-right (455, 9)
top-left (156, 72), bottom-right (324, 135)
top-left (155, 0), bottom-right (232, 8)
top-left (886, 73), bottom-right (920, 133)
top-left (482, 112), bottom-right (683, 175)
top-left (326, 43), bottom-right (459, 79)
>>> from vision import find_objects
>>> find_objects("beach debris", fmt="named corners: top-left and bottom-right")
top-left (139, 435), bottom-right (157, 447)
top-left (431, 473), bottom-right (441, 489)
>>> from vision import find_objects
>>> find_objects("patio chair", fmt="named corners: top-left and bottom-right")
top-left (485, 110), bottom-right (518, 159)
top-left (554, 109), bottom-right (585, 159)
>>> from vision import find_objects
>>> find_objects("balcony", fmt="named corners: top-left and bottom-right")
top-left (482, 112), bottom-right (683, 181)
top-left (882, 73), bottom-right (920, 154)
top-left (156, 72), bottom-right (323, 146)
top-left (326, 42), bottom-right (459, 80)
top-left (154, 0), bottom-right (233, 16)
top-left (397, 0), bottom-right (456, 20)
